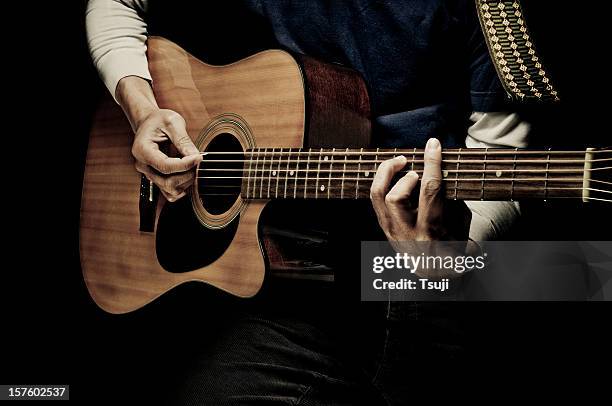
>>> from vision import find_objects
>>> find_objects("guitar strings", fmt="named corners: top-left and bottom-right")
top-left (197, 187), bottom-right (610, 194)
top-left (172, 147), bottom-right (612, 198)
top-left (195, 177), bottom-right (589, 182)
top-left (190, 193), bottom-right (612, 203)
top-left (195, 167), bottom-right (612, 177)
top-left (195, 182), bottom-right (612, 194)
top-left (200, 150), bottom-right (612, 155)
top-left (195, 181), bottom-right (612, 196)
top-left (197, 168), bottom-right (610, 174)
top-left (194, 188), bottom-right (611, 196)
top-left (196, 158), bottom-right (612, 164)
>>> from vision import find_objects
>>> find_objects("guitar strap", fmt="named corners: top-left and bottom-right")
top-left (475, 0), bottom-right (560, 103)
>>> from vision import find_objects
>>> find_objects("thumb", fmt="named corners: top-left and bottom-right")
top-left (162, 113), bottom-right (202, 158)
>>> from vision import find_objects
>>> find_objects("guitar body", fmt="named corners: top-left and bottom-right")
top-left (80, 37), bottom-right (370, 314)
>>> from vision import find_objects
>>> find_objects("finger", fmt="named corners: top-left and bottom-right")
top-left (385, 170), bottom-right (419, 224)
top-left (161, 190), bottom-right (187, 203)
top-left (370, 155), bottom-right (408, 226)
top-left (417, 138), bottom-right (444, 234)
top-left (144, 148), bottom-right (201, 175)
top-left (136, 161), bottom-right (195, 192)
top-left (135, 162), bottom-right (194, 198)
top-left (160, 111), bottom-right (202, 157)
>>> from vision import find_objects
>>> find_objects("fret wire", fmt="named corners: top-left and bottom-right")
top-left (293, 150), bottom-right (300, 199)
top-left (304, 148), bottom-right (311, 199)
top-left (260, 147), bottom-right (267, 198)
top-left (254, 149), bottom-right (260, 199)
top-left (322, 148), bottom-right (326, 198)
top-left (356, 148), bottom-right (363, 199)
top-left (372, 148), bottom-right (378, 178)
top-left (275, 148), bottom-right (282, 198)
top-left (328, 148), bottom-right (334, 199)
top-left (544, 148), bottom-right (551, 201)
top-left (246, 149), bottom-right (254, 199)
top-left (481, 148), bottom-right (487, 200)
top-left (341, 148), bottom-right (348, 199)
top-left (315, 148), bottom-right (322, 198)
top-left (367, 147), bottom-right (380, 202)
top-left (455, 148), bottom-right (460, 200)
top-left (374, 147), bottom-right (380, 171)
top-left (267, 148), bottom-right (274, 198)
top-left (511, 148), bottom-right (517, 201)
top-left (412, 148), bottom-right (416, 172)
top-left (284, 148), bottom-right (291, 199)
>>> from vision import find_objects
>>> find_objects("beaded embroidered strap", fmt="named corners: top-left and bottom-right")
top-left (476, 0), bottom-right (560, 103)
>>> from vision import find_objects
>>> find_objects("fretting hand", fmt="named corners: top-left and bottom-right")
top-left (370, 138), bottom-right (473, 277)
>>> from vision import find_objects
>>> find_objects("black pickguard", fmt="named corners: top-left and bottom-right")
top-left (156, 197), bottom-right (239, 273)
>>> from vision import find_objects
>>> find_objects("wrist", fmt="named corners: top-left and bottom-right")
top-left (115, 76), bottom-right (159, 131)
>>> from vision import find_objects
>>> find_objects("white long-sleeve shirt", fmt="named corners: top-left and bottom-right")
top-left (86, 0), bottom-right (529, 241)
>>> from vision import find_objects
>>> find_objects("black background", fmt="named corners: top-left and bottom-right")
top-left (4, 1), bottom-right (611, 402)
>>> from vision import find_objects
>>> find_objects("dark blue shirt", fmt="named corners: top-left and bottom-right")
top-left (148, 0), bottom-right (507, 148)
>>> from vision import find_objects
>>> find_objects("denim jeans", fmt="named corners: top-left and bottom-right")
top-left (170, 279), bottom-right (466, 406)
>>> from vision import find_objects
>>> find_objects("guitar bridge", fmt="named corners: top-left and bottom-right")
top-left (139, 175), bottom-right (158, 232)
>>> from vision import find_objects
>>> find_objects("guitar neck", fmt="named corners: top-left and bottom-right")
top-left (199, 148), bottom-right (611, 202)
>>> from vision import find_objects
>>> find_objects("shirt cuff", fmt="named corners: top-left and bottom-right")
top-left (97, 49), bottom-right (152, 102)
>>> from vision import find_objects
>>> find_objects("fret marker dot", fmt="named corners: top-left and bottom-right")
top-left (272, 171), bottom-right (277, 176)
top-left (324, 156), bottom-right (329, 161)
top-left (290, 170), bottom-right (294, 176)
top-left (443, 170), bottom-right (449, 177)
top-left (365, 171), bottom-right (370, 177)
top-left (496, 170), bottom-right (502, 177)
top-left (320, 185), bottom-right (325, 191)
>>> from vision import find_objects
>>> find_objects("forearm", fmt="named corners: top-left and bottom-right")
top-left (116, 76), bottom-right (158, 132)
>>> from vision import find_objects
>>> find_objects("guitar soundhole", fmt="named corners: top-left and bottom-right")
top-left (198, 133), bottom-right (244, 215)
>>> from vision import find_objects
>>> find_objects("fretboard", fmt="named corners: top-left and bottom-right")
top-left (198, 148), bottom-right (611, 203)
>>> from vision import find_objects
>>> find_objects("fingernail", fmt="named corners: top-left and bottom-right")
top-left (395, 155), bottom-right (407, 161)
top-left (426, 138), bottom-right (440, 151)
top-left (408, 171), bottom-right (419, 179)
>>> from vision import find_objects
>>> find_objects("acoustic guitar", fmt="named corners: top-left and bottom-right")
top-left (80, 36), bottom-right (611, 314)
